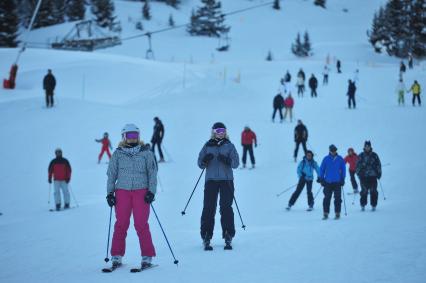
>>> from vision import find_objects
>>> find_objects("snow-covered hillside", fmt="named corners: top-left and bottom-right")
top-left (0, 0), bottom-right (425, 282)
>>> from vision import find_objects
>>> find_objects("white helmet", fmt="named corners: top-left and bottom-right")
top-left (121, 123), bottom-right (140, 135)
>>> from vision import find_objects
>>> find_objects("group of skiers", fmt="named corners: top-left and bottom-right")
top-left (395, 79), bottom-right (422, 106)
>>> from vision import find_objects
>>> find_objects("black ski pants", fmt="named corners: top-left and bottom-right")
top-left (412, 94), bottom-right (421, 106)
top-left (349, 170), bottom-right (358, 191)
top-left (200, 180), bottom-right (235, 240)
top-left (348, 94), bottom-right (356, 108)
top-left (242, 144), bottom-right (255, 165)
top-left (323, 74), bottom-right (328, 85)
top-left (151, 140), bottom-right (164, 159)
top-left (310, 87), bottom-right (317, 97)
top-left (294, 140), bottom-right (307, 158)
top-left (45, 90), bottom-right (54, 107)
top-left (360, 177), bottom-right (378, 207)
top-left (323, 183), bottom-right (342, 214)
top-left (289, 178), bottom-right (314, 207)
top-left (272, 107), bottom-right (283, 121)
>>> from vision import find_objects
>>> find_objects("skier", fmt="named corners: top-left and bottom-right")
top-left (318, 144), bottom-right (346, 220)
top-left (356, 141), bottom-right (382, 211)
top-left (408, 54), bottom-right (413, 69)
top-left (395, 78), bottom-right (406, 106)
top-left (400, 61), bottom-right (406, 74)
top-left (408, 80), bottom-right (421, 106)
top-left (336, 60), bottom-right (342, 73)
top-left (322, 65), bottom-right (330, 85)
top-left (308, 74), bottom-right (318, 97)
top-left (296, 69), bottom-right (305, 97)
top-left (284, 70), bottom-right (291, 83)
top-left (198, 122), bottom-right (239, 250)
top-left (283, 93), bottom-right (294, 123)
top-left (106, 123), bottom-right (157, 270)
top-left (95, 132), bottom-right (113, 164)
top-left (272, 92), bottom-right (284, 123)
top-left (43, 69), bottom-right (56, 108)
top-left (347, 79), bottom-right (356, 109)
top-left (241, 125), bottom-right (257, 169)
top-left (151, 117), bottom-right (165, 162)
top-left (344, 148), bottom-right (359, 194)
top-left (293, 119), bottom-right (308, 162)
top-left (48, 148), bottom-right (72, 211)
top-left (353, 69), bottom-right (360, 84)
top-left (286, 150), bottom-right (320, 211)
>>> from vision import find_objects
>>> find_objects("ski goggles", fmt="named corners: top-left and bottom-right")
top-left (124, 132), bottom-right (139, 139)
top-left (213, 128), bottom-right (226, 134)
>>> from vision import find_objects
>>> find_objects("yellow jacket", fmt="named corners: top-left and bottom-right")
top-left (411, 83), bottom-right (421, 95)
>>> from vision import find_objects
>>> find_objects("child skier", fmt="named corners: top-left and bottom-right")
top-left (344, 148), bottom-right (359, 194)
top-left (96, 132), bottom-right (113, 164)
top-left (286, 150), bottom-right (320, 211)
top-left (395, 78), bottom-right (406, 106)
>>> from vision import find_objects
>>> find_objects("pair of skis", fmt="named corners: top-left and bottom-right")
top-left (102, 264), bottom-right (158, 273)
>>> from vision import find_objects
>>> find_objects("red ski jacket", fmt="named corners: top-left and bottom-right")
top-left (48, 157), bottom-right (72, 181)
top-left (97, 137), bottom-right (112, 150)
top-left (241, 130), bottom-right (257, 146)
top-left (344, 153), bottom-right (358, 172)
top-left (284, 97), bottom-right (294, 108)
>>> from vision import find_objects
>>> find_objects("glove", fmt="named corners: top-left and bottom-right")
top-left (65, 179), bottom-right (70, 184)
top-left (377, 173), bottom-right (381, 180)
top-left (218, 154), bottom-right (231, 166)
top-left (255, 143), bottom-right (258, 148)
top-left (316, 177), bottom-right (321, 184)
top-left (202, 153), bottom-right (214, 166)
top-left (48, 178), bottom-right (52, 184)
top-left (144, 191), bottom-right (155, 204)
top-left (106, 193), bottom-right (116, 207)
top-left (340, 180), bottom-right (345, 187)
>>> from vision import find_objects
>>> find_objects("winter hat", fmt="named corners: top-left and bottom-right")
top-left (55, 148), bottom-right (62, 156)
top-left (364, 140), bottom-right (372, 148)
top-left (329, 144), bottom-right (337, 152)
top-left (212, 122), bottom-right (226, 129)
top-left (306, 150), bottom-right (314, 157)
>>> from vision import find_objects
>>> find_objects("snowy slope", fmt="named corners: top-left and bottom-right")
top-left (1, 0), bottom-right (426, 282)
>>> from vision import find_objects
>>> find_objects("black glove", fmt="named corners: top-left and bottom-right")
top-left (48, 178), bottom-right (52, 184)
top-left (255, 143), bottom-right (258, 148)
top-left (202, 153), bottom-right (214, 166)
top-left (106, 193), bottom-right (116, 207)
top-left (340, 180), bottom-right (345, 187)
top-left (301, 172), bottom-right (306, 178)
top-left (377, 173), bottom-right (381, 180)
top-left (218, 154), bottom-right (232, 166)
top-left (65, 179), bottom-right (70, 184)
top-left (316, 177), bottom-right (321, 184)
top-left (144, 191), bottom-right (155, 204)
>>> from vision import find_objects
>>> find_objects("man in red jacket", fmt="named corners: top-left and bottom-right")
top-left (344, 148), bottom-right (359, 194)
top-left (96, 132), bottom-right (113, 164)
top-left (241, 126), bottom-right (257, 169)
top-left (48, 148), bottom-right (72, 211)
top-left (283, 93), bottom-right (294, 122)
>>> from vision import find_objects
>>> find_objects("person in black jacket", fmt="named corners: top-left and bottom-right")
top-left (347, 80), bottom-right (357, 109)
top-left (294, 120), bottom-right (308, 162)
top-left (272, 93), bottom-right (284, 123)
top-left (356, 141), bottom-right (382, 211)
top-left (43, 69), bottom-right (56, 108)
top-left (337, 60), bottom-right (342, 73)
top-left (308, 74), bottom-right (318, 97)
top-left (151, 117), bottom-right (165, 162)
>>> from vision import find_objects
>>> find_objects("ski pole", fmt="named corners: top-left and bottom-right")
top-left (48, 183), bottom-right (52, 204)
top-left (69, 184), bottom-right (80, 207)
top-left (378, 179), bottom-right (386, 200)
top-left (104, 206), bottom-right (113, 263)
top-left (382, 162), bottom-right (391, 167)
top-left (352, 192), bottom-right (356, 205)
top-left (151, 204), bottom-right (179, 265)
top-left (276, 184), bottom-right (297, 197)
top-left (233, 195), bottom-right (246, 230)
top-left (314, 186), bottom-right (322, 200)
top-left (181, 168), bottom-right (205, 215)
top-left (341, 186), bottom-right (348, 216)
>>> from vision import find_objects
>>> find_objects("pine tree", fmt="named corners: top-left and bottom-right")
top-left (91, 0), bottom-right (116, 29)
top-left (187, 0), bottom-right (230, 37)
top-left (143, 0), bottom-right (151, 20)
top-left (0, 0), bottom-right (20, 47)
top-left (266, 50), bottom-right (273, 61)
top-left (34, 0), bottom-right (57, 28)
top-left (66, 0), bottom-right (85, 21)
top-left (168, 14), bottom-right (175, 27)
top-left (314, 0), bottom-right (326, 8)
top-left (166, 0), bottom-right (180, 8)
top-left (410, 0), bottom-right (426, 57)
top-left (384, 0), bottom-right (410, 57)
top-left (52, 0), bottom-right (65, 24)
top-left (303, 31), bottom-right (311, 55)
top-left (291, 32), bottom-right (304, 56)
top-left (273, 0), bottom-right (280, 10)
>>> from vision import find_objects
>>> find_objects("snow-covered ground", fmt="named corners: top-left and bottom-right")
top-left (1, 0), bottom-right (425, 282)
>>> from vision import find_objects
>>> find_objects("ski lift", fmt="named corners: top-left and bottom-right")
top-left (217, 31), bottom-right (230, 52)
top-left (145, 32), bottom-right (155, 60)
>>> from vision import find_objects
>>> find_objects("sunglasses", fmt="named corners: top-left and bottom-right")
top-left (125, 132), bottom-right (139, 139)
top-left (214, 128), bottom-right (226, 134)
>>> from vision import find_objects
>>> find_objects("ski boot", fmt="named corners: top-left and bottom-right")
top-left (251, 164), bottom-right (255, 169)
top-left (361, 206), bottom-right (365, 211)
top-left (203, 238), bottom-right (213, 251)
top-left (224, 232), bottom-right (233, 250)
top-left (64, 203), bottom-right (70, 209)
top-left (307, 206), bottom-right (313, 212)
top-left (322, 213), bottom-right (329, 220)
top-left (56, 204), bottom-right (61, 211)
top-left (286, 205), bottom-right (291, 211)
top-left (334, 213), bottom-right (340, 220)
top-left (371, 206), bottom-right (376, 212)
top-left (158, 158), bottom-right (165, 163)
top-left (141, 256), bottom-right (153, 269)
top-left (111, 256), bottom-right (122, 268)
